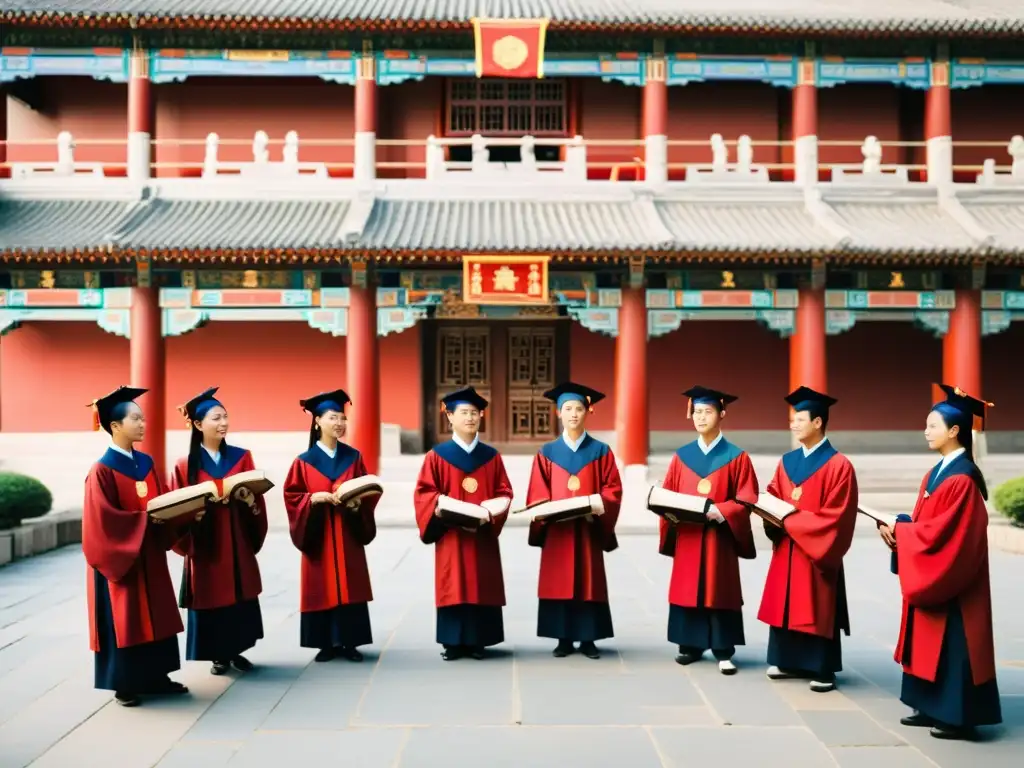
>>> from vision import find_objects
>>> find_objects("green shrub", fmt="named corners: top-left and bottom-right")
top-left (992, 476), bottom-right (1024, 527)
top-left (0, 472), bottom-right (53, 530)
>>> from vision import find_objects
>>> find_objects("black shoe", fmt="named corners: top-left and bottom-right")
top-left (441, 645), bottom-right (462, 661)
top-left (467, 646), bottom-right (485, 660)
top-left (338, 647), bottom-right (364, 662)
top-left (314, 648), bottom-right (336, 663)
top-left (930, 725), bottom-right (977, 741)
top-left (152, 678), bottom-right (189, 695)
top-left (579, 641), bottom-right (600, 659)
top-left (211, 661), bottom-right (230, 676)
top-left (900, 711), bottom-right (934, 728)
top-left (115, 692), bottom-right (140, 707)
top-left (232, 655), bottom-right (254, 672)
top-left (675, 652), bottom-right (701, 666)
top-left (553, 641), bottom-right (575, 658)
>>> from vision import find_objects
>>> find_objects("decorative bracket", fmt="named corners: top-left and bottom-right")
top-left (627, 255), bottom-right (645, 290)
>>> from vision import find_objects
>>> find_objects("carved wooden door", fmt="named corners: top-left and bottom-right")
top-left (435, 327), bottom-right (491, 442)
top-left (507, 326), bottom-right (557, 441)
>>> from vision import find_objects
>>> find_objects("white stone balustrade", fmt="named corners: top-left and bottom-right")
top-left (424, 134), bottom-right (587, 182)
top-left (10, 131), bottom-right (104, 179)
top-left (201, 131), bottom-right (328, 178)
top-left (975, 135), bottom-right (1024, 186)
top-left (684, 133), bottom-right (769, 183)
top-left (831, 135), bottom-right (910, 185)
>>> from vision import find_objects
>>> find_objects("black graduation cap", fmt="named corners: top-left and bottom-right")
top-left (543, 381), bottom-right (606, 411)
top-left (300, 389), bottom-right (352, 416)
top-left (441, 386), bottom-right (488, 413)
top-left (178, 386), bottom-right (222, 426)
top-left (935, 383), bottom-right (993, 427)
top-left (784, 386), bottom-right (838, 419)
top-left (88, 386), bottom-right (147, 433)
top-left (682, 385), bottom-right (738, 419)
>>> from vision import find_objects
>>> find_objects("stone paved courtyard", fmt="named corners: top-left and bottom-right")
top-left (0, 527), bottom-right (1021, 768)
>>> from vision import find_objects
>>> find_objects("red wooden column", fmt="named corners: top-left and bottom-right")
top-left (130, 286), bottom-right (165, 474)
top-left (0, 87), bottom-right (8, 179)
top-left (127, 47), bottom-right (152, 181)
top-left (790, 287), bottom-right (827, 398)
top-left (642, 55), bottom-right (668, 184)
top-left (346, 263), bottom-right (380, 474)
top-left (615, 285), bottom-right (649, 468)
top-left (792, 59), bottom-right (818, 184)
top-left (354, 53), bottom-right (377, 183)
top-left (941, 290), bottom-right (982, 401)
top-left (925, 60), bottom-right (952, 184)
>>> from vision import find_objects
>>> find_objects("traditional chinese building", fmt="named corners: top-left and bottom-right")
top-left (1, 2), bottom-right (1023, 478)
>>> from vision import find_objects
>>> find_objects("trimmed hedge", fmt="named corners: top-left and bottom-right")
top-left (992, 476), bottom-right (1024, 527)
top-left (0, 472), bottom-right (53, 530)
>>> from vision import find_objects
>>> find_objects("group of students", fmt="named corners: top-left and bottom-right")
top-left (82, 379), bottom-right (1002, 742)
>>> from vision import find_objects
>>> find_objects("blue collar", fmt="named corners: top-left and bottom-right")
top-left (561, 431), bottom-right (588, 452)
top-left (540, 434), bottom-right (609, 475)
top-left (433, 439), bottom-right (497, 475)
top-left (925, 452), bottom-right (979, 495)
top-left (781, 440), bottom-right (838, 486)
top-left (98, 447), bottom-right (154, 482)
top-left (198, 444), bottom-right (246, 480)
top-left (675, 436), bottom-right (743, 479)
top-left (452, 433), bottom-right (480, 454)
top-left (298, 442), bottom-right (360, 482)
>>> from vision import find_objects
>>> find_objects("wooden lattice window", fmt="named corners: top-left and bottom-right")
top-left (446, 79), bottom-right (568, 137)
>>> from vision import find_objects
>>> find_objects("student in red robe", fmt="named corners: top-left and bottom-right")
top-left (878, 385), bottom-right (1002, 740)
top-left (527, 382), bottom-right (622, 659)
top-left (171, 387), bottom-right (267, 676)
top-left (413, 387), bottom-right (512, 661)
top-left (758, 386), bottom-right (858, 693)
top-left (82, 386), bottom-right (188, 707)
top-left (284, 389), bottom-right (380, 662)
top-left (659, 386), bottom-right (757, 675)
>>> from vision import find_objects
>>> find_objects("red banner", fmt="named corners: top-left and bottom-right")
top-left (462, 255), bottom-right (550, 304)
top-left (472, 18), bottom-right (549, 79)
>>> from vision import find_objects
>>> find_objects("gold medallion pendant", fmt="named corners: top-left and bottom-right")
top-left (567, 475), bottom-right (581, 492)
top-left (791, 486), bottom-right (803, 501)
top-left (696, 478), bottom-right (712, 495)
top-left (135, 480), bottom-right (149, 498)
top-left (462, 477), bottom-right (479, 494)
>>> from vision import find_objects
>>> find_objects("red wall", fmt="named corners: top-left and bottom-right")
top-left (982, 322), bottom-right (1024, 431)
top-left (817, 84), bottom-right (903, 169)
top-left (952, 86), bottom-right (1024, 171)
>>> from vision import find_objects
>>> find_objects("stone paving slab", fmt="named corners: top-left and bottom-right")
top-left (0, 531), bottom-right (1020, 768)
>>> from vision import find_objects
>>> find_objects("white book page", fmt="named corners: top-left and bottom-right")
top-left (647, 486), bottom-right (708, 515)
top-left (756, 492), bottom-right (797, 518)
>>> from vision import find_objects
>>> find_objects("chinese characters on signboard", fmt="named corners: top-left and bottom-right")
top-left (462, 255), bottom-right (550, 304)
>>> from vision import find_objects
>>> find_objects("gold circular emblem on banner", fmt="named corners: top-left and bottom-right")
top-left (492, 35), bottom-right (530, 72)
top-left (462, 477), bottom-right (479, 494)
top-left (791, 486), bottom-right (803, 501)
top-left (135, 481), bottom-right (148, 498)
top-left (567, 475), bottom-right (581, 492)
top-left (696, 478), bottom-right (712, 495)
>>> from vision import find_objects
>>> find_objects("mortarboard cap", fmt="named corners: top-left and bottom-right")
top-left (178, 386), bottom-right (223, 427)
top-left (300, 389), bottom-right (352, 416)
top-left (543, 381), bottom-right (606, 412)
top-left (88, 386), bottom-right (147, 433)
top-left (784, 386), bottom-right (838, 418)
top-left (682, 385), bottom-right (738, 419)
top-left (934, 383), bottom-right (993, 428)
top-left (441, 386), bottom-right (488, 413)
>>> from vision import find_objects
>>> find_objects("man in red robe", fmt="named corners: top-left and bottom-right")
top-left (758, 386), bottom-right (858, 693)
top-left (880, 385), bottom-right (1001, 740)
top-left (413, 387), bottom-right (512, 661)
top-left (659, 386), bottom-right (757, 674)
top-left (83, 386), bottom-right (188, 707)
top-left (526, 382), bottom-right (622, 659)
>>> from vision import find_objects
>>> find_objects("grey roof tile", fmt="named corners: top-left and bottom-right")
top-left (655, 199), bottom-right (837, 252)
top-left (826, 200), bottom-right (979, 253)
top-left (350, 198), bottom-right (669, 251)
top-left (0, 199), bottom-right (130, 252)
top-left (114, 198), bottom-right (351, 250)
top-left (959, 199), bottom-right (1024, 253)
top-left (5, 1), bottom-right (1024, 34)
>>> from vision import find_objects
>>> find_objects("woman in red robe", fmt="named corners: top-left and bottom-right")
top-left (83, 386), bottom-right (188, 707)
top-left (527, 382), bottom-right (622, 659)
top-left (284, 389), bottom-right (380, 662)
top-left (171, 387), bottom-right (267, 676)
top-left (659, 386), bottom-right (757, 675)
top-left (758, 386), bottom-right (858, 693)
top-left (879, 384), bottom-right (1002, 740)
top-left (413, 387), bottom-right (512, 661)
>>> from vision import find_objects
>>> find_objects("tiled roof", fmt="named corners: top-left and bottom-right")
top-left (4, 1), bottom-right (1023, 35)
top-left (113, 198), bottom-right (352, 250)
top-left (350, 198), bottom-right (672, 252)
top-left (958, 198), bottom-right (1024, 253)
top-left (0, 199), bottom-right (131, 252)
top-left (655, 199), bottom-right (839, 253)
top-left (825, 199), bottom-right (981, 254)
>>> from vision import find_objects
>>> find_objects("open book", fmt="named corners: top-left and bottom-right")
top-left (514, 494), bottom-right (604, 524)
top-left (646, 486), bottom-right (711, 525)
top-left (147, 470), bottom-right (275, 521)
top-left (435, 495), bottom-right (511, 530)
top-left (857, 505), bottom-right (897, 529)
top-left (335, 474), bottom-right (384, 507)
top-left (749, 492), bottom-right (797, 528)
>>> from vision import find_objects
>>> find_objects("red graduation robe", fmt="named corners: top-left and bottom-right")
top-left (526, 435), bottom-right (622, 602)
top-left (758, 441), bottom-right (858, 639)
top-left (171, 445), bottom-right (268, 610)
top-left (413, 439), bottom-right (512, 608)
top-left (83, 448), bottom-right (184, 652)
top-left (659, 438), bottom-right (757, 611)
top-left (284, 443), bottom-right (378, 612)
top-left (894, 460), bottom-right (997, 687)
